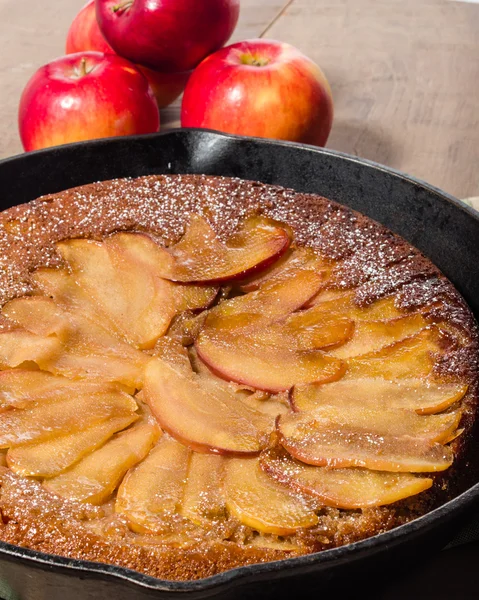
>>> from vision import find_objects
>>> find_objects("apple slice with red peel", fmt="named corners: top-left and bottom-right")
top-left (280, 405), bottom-right (461, 445)
top-left (205, 313), bottom-right (353, 355)
top-left (7, 413), bottom-right (138, 478)
top-left (207, 270), bottom-right (323, 329)
top-left (277, 411), bottom-right (454, 472)
top-left (224, 457), bottom-right (318, 535)
top-left (329, 313), bottom-right (429, 359)
top-left (156, 215), bottom-right (291, 284)
top-left (105, 232), bottom-right (218, 313)
top-left (239, 247), bottom-right (329, 292)
top-left (291, 379), bottom-right (468, 415)
top-left (144, 359), bottom-right (273, 454)
top-left (197, 270), bottom-right (344, 392)
top-left (0, 330), bottom-right (62, 371)
top-left (0, 388), bottom-right (137, 449)
top-left (261, 447), bottom-right (433, 509)
top-left (196, 330), bottom-right (345, 393)
top-left (116, 436), bottom-right (190, 534)
top-left (181, 452), bottom-right (227, 526)
top-left (44, 418), bottom-right (159, 504)
top-left (346, 327), bottom-right (443, 380)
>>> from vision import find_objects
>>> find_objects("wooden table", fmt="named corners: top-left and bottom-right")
top-left (0, 0), bottom-right (478, 202)
top-left (0, 1), bottom-right (478, 598)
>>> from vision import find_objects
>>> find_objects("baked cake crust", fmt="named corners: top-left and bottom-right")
top-left (0, 174), bottom-right (477, 581)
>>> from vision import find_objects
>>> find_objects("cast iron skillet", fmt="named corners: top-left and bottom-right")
top-left (0, 129), bottom-right (478, 600)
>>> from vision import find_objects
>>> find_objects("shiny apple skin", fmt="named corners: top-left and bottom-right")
top-left (95, 0), bottom-right (240, 73)
top-left (181, 39), bottom-right (334, 147)
top-left (66, 0), bottom-right (190, 108)
top-left (66, 0), bottom-right (114, 54)
top-left (18, 52), bottom-right (160, 152)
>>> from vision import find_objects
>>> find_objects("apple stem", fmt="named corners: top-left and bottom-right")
top-left (112, 0), bottom-right (133, 13)
top-left (79, 57), bottom-right (88, 77)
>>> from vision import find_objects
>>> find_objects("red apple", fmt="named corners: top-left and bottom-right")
top-left (19, 52), bottom-right (159, 152)
top-left (181, 39), bottom-right (334, 147)
top-left (66, 0), bottom-right (190, 108)
top-left (95, 0), bottom-right (240, 73)
top-left (66, 0), bottom-right (114, 54)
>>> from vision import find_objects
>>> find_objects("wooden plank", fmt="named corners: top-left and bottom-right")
top-left (0, 0), bottom-right (289, 159)
top-left (265, 0), bottom-right (479, 199)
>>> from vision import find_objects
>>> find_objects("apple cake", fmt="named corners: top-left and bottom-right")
top-left (0, 174), bottom-right (477, 581)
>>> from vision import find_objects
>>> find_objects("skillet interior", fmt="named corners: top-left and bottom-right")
top-left (0, 129), bottom-right (478, 599)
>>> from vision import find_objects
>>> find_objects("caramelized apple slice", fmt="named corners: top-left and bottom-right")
top-left (207, 270), bottom-right (323, 330)
top-left (3, 297), bottom-right (70, 339)
top-left (291, 379), bottom-right (468, 415)
top-left (144, 359), bottom-right (272, 454)
top-left (346, 328), bottom-right (443, 379)
top-left (32, 267), bottom-right (131, 340)
top-left (7, 413), bottom-right (138, 477)
top-left (181, 453), bottom-right (227, 526)
top-left (278, 412), bottom-right (454, 472)
top-left (0, 370), bottom-right (126, 411)
top-left (308, 293), bottom-right (404, 321)
top-left (261, 448), bottom-right (433, 509)
top-left (282, 315), bottom-right (355, 350)
top-left (280, 405), bottom-right (461, 444)
top-left (2, 295), bottom-right (148, 389)
top-left (57, 237), bottom-right (173, 349)
top-left (44, 419), bottom-right (159, 504)
top-left (304, 288), bottom-right (352, 308)
top-left (0, 330), bottom-right (62, 370)
top-left (156, 215), bottom-right (291, 283)
top-left (0, 389), bottom-right (137, 448)
top-left (54, 309), bottom-right (148, 389)
top-left (106, 232), bottom-right (218, 316)
top-left (196, 330), bottom-right (345, 393)
top-left (152, 335), bottom-right (192, 373)
top-left (329, 314), bottom-right (429, 359)
top-left (51, 350), bottom-right (147, 391)
top-left (239, 247), bottom-right (329, 292)
top-left (116, 436), bottom-right (189, 534)
top-left (33, 267), bottom-right (97, 311)
top-left (224, 457), bottom-right (318, 535)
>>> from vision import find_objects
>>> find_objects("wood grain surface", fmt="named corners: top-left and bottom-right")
top-left (264, 0), bottom-right (479, 199)
top-left (0, 0), bottom-right (478, 200)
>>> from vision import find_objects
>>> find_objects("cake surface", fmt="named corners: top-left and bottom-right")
top-left (0, 174), bottom-right (477, 581)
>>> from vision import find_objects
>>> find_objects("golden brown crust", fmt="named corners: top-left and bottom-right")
top-left (0, 174), bottom-right (477, 581)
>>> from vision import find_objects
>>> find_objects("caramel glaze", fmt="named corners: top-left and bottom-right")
top-left (0, 174), bottom-right (477, 581)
